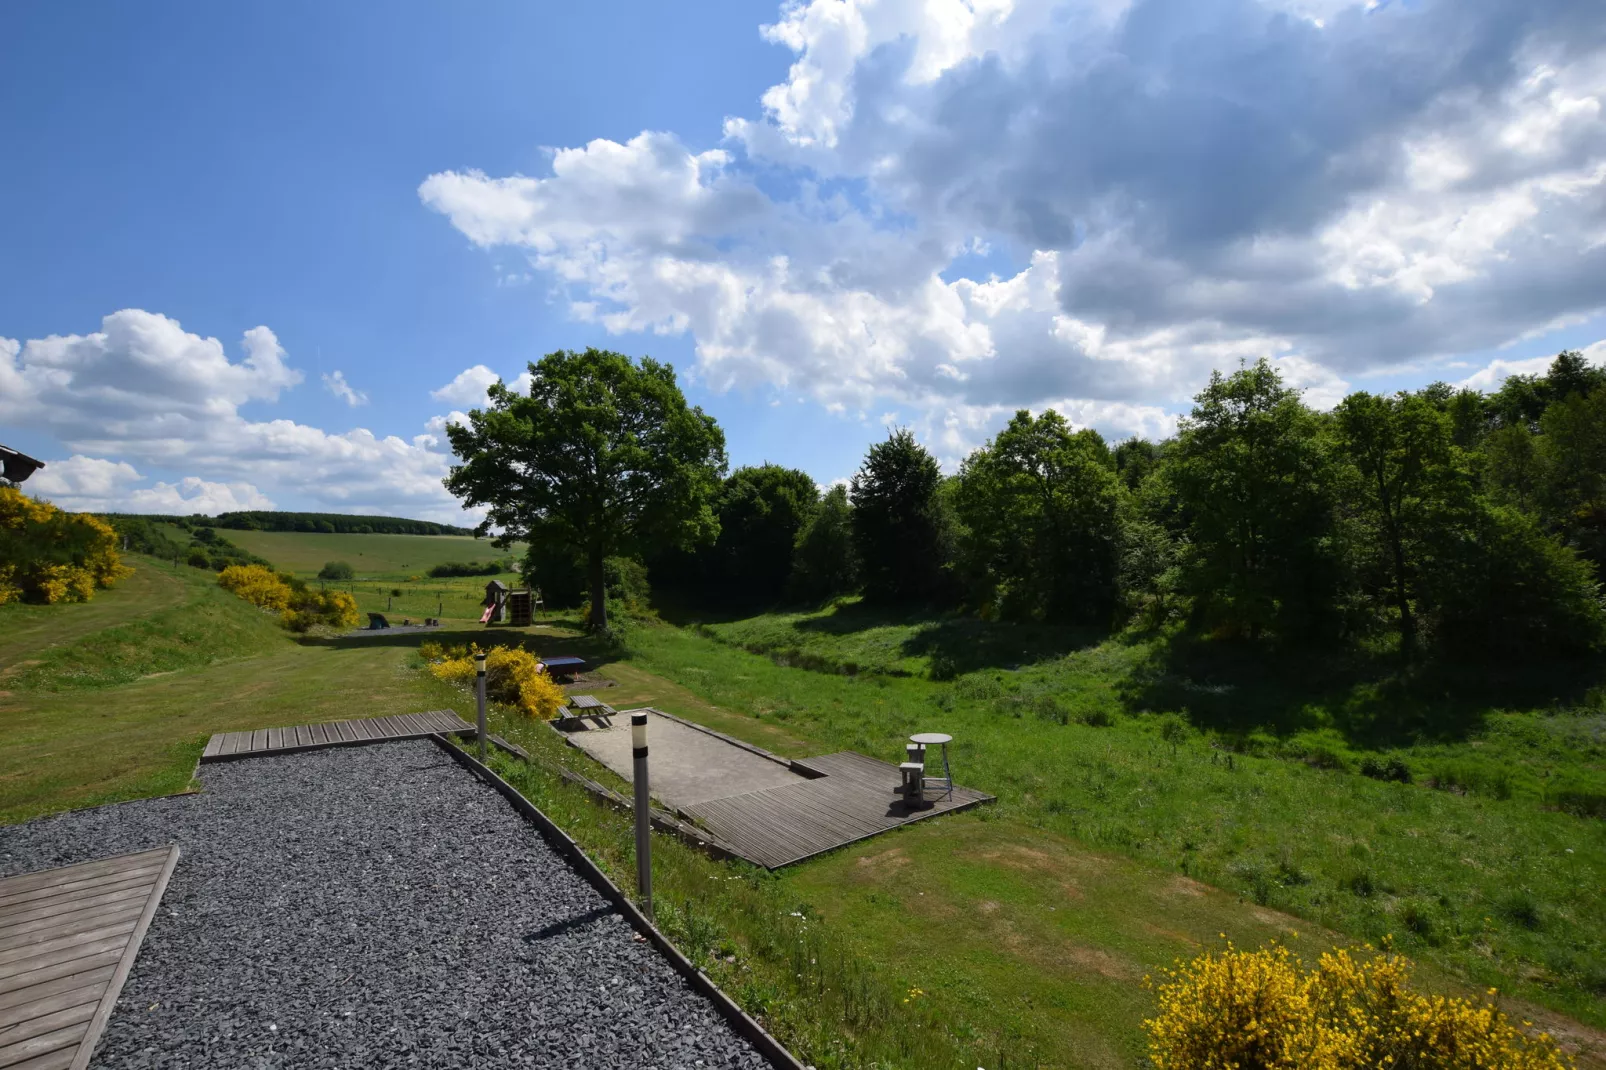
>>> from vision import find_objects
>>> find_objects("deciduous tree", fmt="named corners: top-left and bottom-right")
top-left (444, 348), bottom-right (726, 632)
top-left (954, 410), bottom-right (1120, 623)
top-left (851, 429), bottom-right (951, 604)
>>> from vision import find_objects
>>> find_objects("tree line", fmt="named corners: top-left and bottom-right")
top-left (445, 347), bottom-right (1605, 657)
top-left (107, 510), bottom-right (473, 536)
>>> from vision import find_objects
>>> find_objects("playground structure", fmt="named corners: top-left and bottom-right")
top-left (482, 579), bottom-right (542, 625)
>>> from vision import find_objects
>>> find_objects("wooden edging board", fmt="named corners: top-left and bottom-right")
top-left (425, 734), bottom-right (808, 1070)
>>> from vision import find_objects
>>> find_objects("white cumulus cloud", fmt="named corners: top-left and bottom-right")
top-left (322, 369), bottom-right (368, 407)
top-left (423, 0), bottom-right (1606, 455)
top-left (25, 454), bottom-right (274, 515)
top-left (1, 310), bottom-right (469, 523)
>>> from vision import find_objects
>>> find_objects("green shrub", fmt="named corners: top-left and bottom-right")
top-left (1359, 756), bottom-right (1412, 783)
top-left (1158, 712), bottom-right (1189, 744)
top-left (427, 560), bottom-right (503, 578)
top-left (318, 561), bottom-right (355, 580)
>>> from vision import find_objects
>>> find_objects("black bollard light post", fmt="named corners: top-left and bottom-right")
top-left (631, 711), bottom-right (653, 918)
top-left (475, 651), bottom-right (487, 763)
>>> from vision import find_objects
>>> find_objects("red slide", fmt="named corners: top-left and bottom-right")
top-left (480, 605), bottom-right (495, 624)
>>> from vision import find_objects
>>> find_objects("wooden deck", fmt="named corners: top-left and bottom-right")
top-left (201, 710), bottom-right (473, 762)
top-left (0, 847), bottom-right (179, 1070)
top-left (681, 751), bottom-right (993, 869)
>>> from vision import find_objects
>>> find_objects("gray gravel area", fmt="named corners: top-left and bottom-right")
top-left (0, 740), bottom-right (771, 1070)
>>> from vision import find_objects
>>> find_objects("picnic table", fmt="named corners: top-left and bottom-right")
top-left (541, 655), bottom-right (586, 680)
top-left (557, 693), bottom-right (615, 725)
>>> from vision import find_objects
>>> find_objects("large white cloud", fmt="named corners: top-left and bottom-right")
top-left (27, 455), bottom-right (275, 515)
top-left (1, 310), bottom-right (468, 522)
top-left (422, 0), bottom-right (1606, 450)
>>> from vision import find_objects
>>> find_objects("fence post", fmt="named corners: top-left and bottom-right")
top-left (475, 651), bottom-right (487, 763)
top-left (632, 711), bottom-right (653, 919)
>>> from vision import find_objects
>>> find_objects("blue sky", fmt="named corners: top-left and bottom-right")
top-left (3, 0), bottom-right (1604, 523)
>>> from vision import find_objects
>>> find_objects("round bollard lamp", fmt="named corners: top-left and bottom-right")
top-left (631, 712), bottom-right (653, 917)
top-left (474, 652), bottom-right (488, 761)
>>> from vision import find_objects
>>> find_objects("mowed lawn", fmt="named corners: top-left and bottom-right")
top-left (4, 552), bottom-right (1603, 1067)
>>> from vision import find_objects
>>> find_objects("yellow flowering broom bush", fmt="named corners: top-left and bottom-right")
top-left (217, 565), bottom-right (361, 632)
top-left (420, 642), bottom-right (567, 720)
top-left (1145, 940), bottom-right (1572, 1070)
top-left (0, 486), bottom-right (132, 605)
top-left (218, 564), bottom-right (294, 610)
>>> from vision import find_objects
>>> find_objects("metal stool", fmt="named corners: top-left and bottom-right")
top-left (910, 732), bottom-right (954, 799)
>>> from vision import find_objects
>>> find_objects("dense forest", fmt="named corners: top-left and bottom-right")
top-left (105, 510), bottom-right (472, 536)
top-left (528, 351), bottom-right (1605, 662)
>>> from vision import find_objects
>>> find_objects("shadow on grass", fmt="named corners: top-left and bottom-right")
top-left (300, 618), bottom-right (627, 665)
top-left (1120, 631), bottom-right (1606, 748)
top-left (698, 598), bottom-right (1111, 677)
top-left (898, 615), bottom-right (1108, 676)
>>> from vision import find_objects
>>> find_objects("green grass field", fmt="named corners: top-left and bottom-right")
top-left (221, 528), bottom-right (522, 579)
top-left (3, 544), bottom-right (1603, 1067)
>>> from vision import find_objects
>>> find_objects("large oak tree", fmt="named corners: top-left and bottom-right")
top-left (443, 348), bottom-right (726, 631)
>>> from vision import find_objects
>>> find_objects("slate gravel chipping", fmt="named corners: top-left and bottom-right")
top-left (0, 740), bottom-right (772, 1070)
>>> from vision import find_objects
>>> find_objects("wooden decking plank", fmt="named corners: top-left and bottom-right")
top-left (0, 1019), bottom-right (90, 1067)
top-left (0, 917), bottom-right (139, 963)
top-left (0, 967), bottom-right (115, 1018)
top-left (0, 854), bottom-right (166, 900)
top-left (0, 949), bottom-right (122, 1001)
top-left (0, 888), bottom-right (149, 937)
top-left (0, 1001), bottom-right (96, 1052)
top-left (218, 732), bottom-right (242, 757)
top-left (0, 847), bottom-right (176, 1070)
top-left (693, 799), bottom-right (818, 861)
top-left (3, 1045), bottom-right (77, 1070)
top-left (248, 729), bottom-right (268, 753)
top-left (66, 846), bottom-right (177, 1070)
top-left (0, 869), bottom-right (163, 914)
top-left (0, 983), bottom-right (102, 1031)
top-left (0, 906), bottom-right (143, 953)
top-left (310, 723), bottom-right (330, 745)
top-left (201, 735), bottom-right (223, 760)
top-left (0, 865), bottom-right (162, 912)
top-left (0, 931), bottom-right (137, 976)
top-left (674, 747), bottom-right (994, 869)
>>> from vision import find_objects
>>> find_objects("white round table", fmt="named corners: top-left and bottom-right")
top-left (909, 733), bottom-right (954, 798)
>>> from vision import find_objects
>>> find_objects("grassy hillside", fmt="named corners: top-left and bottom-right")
top-left (224, 528), bottom-right (522, 578)
top-left (4, 564), bottom-right (1602, 1066)
top-left (649, 603), bottom-right (1606, 1032)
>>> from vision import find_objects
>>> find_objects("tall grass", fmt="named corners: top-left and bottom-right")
top-left (622, 612), bottom-right (1606, 1030)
